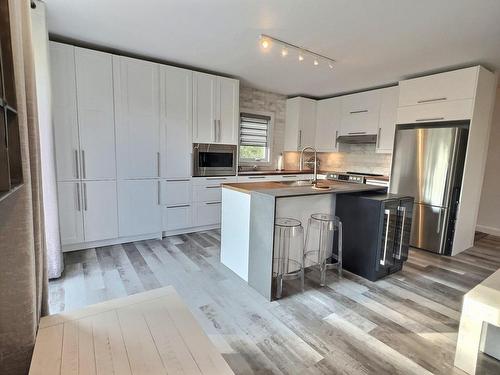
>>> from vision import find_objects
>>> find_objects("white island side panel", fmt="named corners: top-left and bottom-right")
top-left (221, 188), bottom-right (251, 281)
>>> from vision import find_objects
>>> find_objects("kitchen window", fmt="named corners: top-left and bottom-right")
top-left (239, 111), bottom-right (273, 164)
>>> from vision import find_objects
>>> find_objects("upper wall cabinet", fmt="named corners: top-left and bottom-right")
top-left (284, 97), bottom-right (317, 151)
top-left (376, 86), bottom-right (399, 153)
top-left (193, 72), bottom-right (239, 145)
top-left (160, 65), bottom-right (193, 179)
top-left (51, 43), bottom-right (116, 181)
top-left (398, 67), bottom-right (478, 107)
top-left (314, 97), bottom-right (341, 152)
top-left (114, 56), bottom-right (161, 179)
top-left (339, 90), bottom-right (381, 136)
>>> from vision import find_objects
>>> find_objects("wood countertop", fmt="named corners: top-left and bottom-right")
top-left (223, 180), bottom-right (386, 196)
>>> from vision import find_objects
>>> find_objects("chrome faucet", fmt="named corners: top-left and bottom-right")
top-left (299, 146), bottom-right (318, 186)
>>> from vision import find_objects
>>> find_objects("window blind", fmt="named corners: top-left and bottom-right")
top-left (240, 113), bottom-right (270, 147)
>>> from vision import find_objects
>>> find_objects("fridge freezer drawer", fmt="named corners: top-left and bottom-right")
top-left (410, 203), bottom-right (447, 253)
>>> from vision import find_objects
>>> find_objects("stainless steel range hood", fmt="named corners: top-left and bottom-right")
top-left (336, 134), bottom-right (377, 144)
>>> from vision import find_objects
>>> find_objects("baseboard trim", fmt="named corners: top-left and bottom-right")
top-left (62, 232), bottom-right (163, 252)
top-left (476, 225), bottom-right (500, 237)
top-left (163, 224), bottom-right (220, 237)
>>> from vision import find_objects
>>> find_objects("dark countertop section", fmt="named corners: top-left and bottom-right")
top-left (223, 180), bottom-right (386, 197)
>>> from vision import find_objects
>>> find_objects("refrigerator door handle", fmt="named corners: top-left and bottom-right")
top-left (437, 208), bottom-right (443, 234)
top-left (395, 206), bottom-right (406, 260)
top-left (380, 209), bottom-right (391, 266)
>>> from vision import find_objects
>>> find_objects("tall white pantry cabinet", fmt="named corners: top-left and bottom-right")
top-left (50, 41), bottom-right (239, 251)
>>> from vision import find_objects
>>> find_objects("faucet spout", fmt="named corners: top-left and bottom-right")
top-left (299, 146), bottom-right (318, 185)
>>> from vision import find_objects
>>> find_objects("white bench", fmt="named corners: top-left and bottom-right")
top-left (454, 268), bottom-right (500, 374)
top-left (29, 286), bottom-right (234, 375)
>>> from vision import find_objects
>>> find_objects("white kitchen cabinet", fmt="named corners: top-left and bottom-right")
top-left (57, 180), bottom-right (118, 245)
top-left (74, 48), bottom-right (116, 180)
top-left (195, 201), bottom-right (222, 227)
top-left (57, 181), bottom-right (84, 245)
top-left (398, 67), bottom-right (478, 107)
top-left (397, 98), bottom-right (474, 124)
top-left (162, 179), bottom-right (192, 206)
top-left (284, 97), bottom-right (317, 151)
top-left (376, 86), bottom-right (399, 153)
top-left (118, 179), bottom-right (162, 237)
top-left (218, 77), bottom-right (239, 144)
top-left (163, 205), bottom-right (192, 231)
top-left (82, 180), bottom-right (118, 242)
top-left (50, 42), bottom-right (79, 182)
top-left (160, 66), bottom-right (192, 179)
top-left (315, 97), bottom-right (341, 152)
top-left (193, 72), bottom-right (239, 145)
top-left (339, 90), bottom-right (381, 136)
top-left (114, 56), bottom-right (160, 179)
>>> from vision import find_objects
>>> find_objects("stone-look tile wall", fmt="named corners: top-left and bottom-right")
top-left (239, 85), bottom-right (393, 175)
top-left (239, 85), bottom-right (287, 169)
top-left (284, 144), bottom-right (393, 176)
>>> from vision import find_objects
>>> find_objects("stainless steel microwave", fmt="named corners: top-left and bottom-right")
top-left (192, 143), bottom-right (237, 177)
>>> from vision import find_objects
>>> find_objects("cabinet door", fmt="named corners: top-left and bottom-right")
top-left (298, 98), bottom-right (317, 148)
top-left (74, 48), bottom-right (116, 180)
top-left (163, 205), bottom-right (192, 231)
top-left (218, 77), bottom-right (239, 144)
top-left (398, 67), bottom-right (478, 107)
top-left (114, 56), bottom-right (160, 179)
top-left (50, 42), bottom-right (80, 181)
top-left (161, 66), bottom-right (192, 178)
top-left (315, 97), bottom-right (341, 151)
top-left (340, 91), bottom-right (381, 136)
top-left (117, 179), bottom-right (161, 237)
top-left (376, 86), bottom-right (399, 153)
top-left (162, 179), bottom-right (191, 206)
top-left (57, 181), bottom-right (84, 245)
top-left (195, 201), bottom-right (221, 227)
top-left (396, 99), bottom-right (474, 124)
top-left (193, 72), bottom-right (217, 143)
top-left (82, 180), bottom-right (118, 242)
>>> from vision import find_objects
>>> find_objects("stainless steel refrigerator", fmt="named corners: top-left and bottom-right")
top-left (389, 121), bottom-right (469, 255)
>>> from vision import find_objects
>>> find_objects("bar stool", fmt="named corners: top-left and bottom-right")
top-left (304, 213), bottom-right (342, 286)
top-left (273, 218), bottom-right (304, 299)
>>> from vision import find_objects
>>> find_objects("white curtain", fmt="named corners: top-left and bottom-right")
top-left (31, 0), bottom-right (63, 279)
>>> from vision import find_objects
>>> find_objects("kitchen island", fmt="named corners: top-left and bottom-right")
top-left (220, 180), bottom-right (385, 300)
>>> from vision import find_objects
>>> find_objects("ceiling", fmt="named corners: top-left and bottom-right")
top-left (44, 0), bottom-right (500, 97)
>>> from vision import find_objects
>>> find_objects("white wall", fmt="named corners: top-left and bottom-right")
top-left (477, 87), bottom-right (500, 236)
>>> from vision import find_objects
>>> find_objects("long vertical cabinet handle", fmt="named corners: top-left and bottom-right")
top-left (395, 206), bottom-right (406, 260)
top-left (218, 120), bottom-right (221, 142)
top-left (376, 128), bottom-right (381, 149)
top-left (157, 152), bottom-right (161, 177)
top-left (75, 183), bottom-right (81, 211)
top-left (83, 183), bottom-right (88, 211)
top-left (74, 150), bottom-right (80, 179)
top-left (380, 209), bottom-right (391, 266)
top-left (157, 181), bottom-right (161, 205)
top-left (298, 130), bottom-right (302, 149)
top-left (213, 119), bottom-right (217, 142)
top-left (334, 130), bottom-right (339, 149)
top-left (81, 150), bottom-right (86, 179)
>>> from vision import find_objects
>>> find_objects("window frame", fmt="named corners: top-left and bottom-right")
top-left (238, 109), bottom-right (274, 166)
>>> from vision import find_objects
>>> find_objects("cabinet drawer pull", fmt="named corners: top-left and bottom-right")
top-left (415, 117), bottom-right (445, 122)
top-left (167, 204), bottom-right (190, 209)
top-left (417, 97), bottom-right (447, 104)
top-left (206, 185), bottom-right (221, 189)
top-left (348, 132), bottom-right (367, 135)
top-left (281, 175), bottom-right (298, 178)
top-left (206, 201), bottom-right (221, 205)
top-left (349, 110), bottom-right (368, 114)
top-left (248, 176), bottom-right (266, 179)
top-left (207, 177), bottom-right (227, 180)
top-left (166, 179), bottom-right (190, 182)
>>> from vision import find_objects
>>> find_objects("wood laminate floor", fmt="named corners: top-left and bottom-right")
top-left (49, 231), bottom-right (500, 374)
